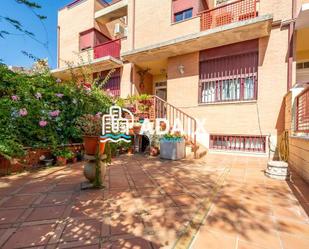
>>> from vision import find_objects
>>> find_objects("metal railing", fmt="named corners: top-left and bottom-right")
top-left (199, 0), bottom-right (258, 31)
top-left (296, 87), bottom-right (309, 133)
top-left (152, 96), bottom-right (197, 156)
top-left (210, 134), bottom-right (266, 152)
top-left (93, 39), bottom-right (121, 59)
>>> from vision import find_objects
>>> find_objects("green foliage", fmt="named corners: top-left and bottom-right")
top-left (0, 65), bottom-right (112, 159)
top-left (161, 133), bottom-right (184, 143)
top-left (52, 148), bottom-right (74, 159)
top-left (76, 114), bottom-right (102, 136)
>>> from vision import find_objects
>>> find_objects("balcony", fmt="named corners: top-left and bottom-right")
top-left (94, 39), bottom-right (121, 59)
top-left (52, 39), bottom-right (122, 80)
top-left (200, 0), bottom-right (258, 31)
top-left (95, 0), bottom-right (128, 24)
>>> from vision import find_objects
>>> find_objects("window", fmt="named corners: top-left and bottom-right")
top-left (210, 134), bottom-right (266, 153)
top-left (94, 69), bottom-right (121, 97)
top-left (199, 45), bottom-right (259, 104)
top-left (174, 8), bottom-right (193, 22)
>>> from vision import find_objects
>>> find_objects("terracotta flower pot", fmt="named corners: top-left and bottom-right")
top-left (129, 128), bottom-right (134, 135)
top-left (98, 140), bottom-right (106, 155)
top-left (56, 157), bottom-right (67, 166)
top-left (83, 136), bottom-right (99, 155)
top-left (150, 146), bottom-right (159, 156)
top-left (133, 126), bottom-right (141, 135)
top-left (127, 147), bottom-right (133, 155)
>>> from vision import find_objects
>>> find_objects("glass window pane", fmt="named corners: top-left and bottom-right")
top-left (184, 9), bottom-right (193, 19)
top-left (175, 13), bottom-right (183, 22)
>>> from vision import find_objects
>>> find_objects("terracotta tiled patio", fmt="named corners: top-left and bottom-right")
top-left (0, 154), bottom-right (308, 249)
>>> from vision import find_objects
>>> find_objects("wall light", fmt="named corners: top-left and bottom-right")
top-left (178, 64), bottom-right (185, 75)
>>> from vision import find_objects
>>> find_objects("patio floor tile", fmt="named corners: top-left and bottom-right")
top-left (279, 233), bottom-right (309, 249)
top-left (61, 219), bottom-right (101, 242)
top-left (40, 192), bottom-right (73, 205)
top-left (0, 208), bottom-right (26, 224)
top-left (191, 228), bottom-right (237, 249)
top-left (25, 205), bottom-right (66, 221)
top-left (0, 154), bottom-right (308, 249)
top-left (2, 224), bottom-right (56, 249)
top-left (1, 194), bottom-right (38, 207)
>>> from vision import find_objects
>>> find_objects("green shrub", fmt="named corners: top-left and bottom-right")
top-left (0, 65), bottom-right (112, 159)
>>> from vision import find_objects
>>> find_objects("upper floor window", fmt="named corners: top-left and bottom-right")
top-left (79, 28), bottom-right (110, 51)
top-left (174, 8), bottom-right (193, 22)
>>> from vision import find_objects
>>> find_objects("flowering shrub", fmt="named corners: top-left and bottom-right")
top-left (76, 114), bottom-right (102, 136)
top-left (0, 64), bottom-right (112, 159)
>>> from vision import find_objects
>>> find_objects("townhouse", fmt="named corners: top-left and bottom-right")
top-left (53, 0), bottom-right (309, 156)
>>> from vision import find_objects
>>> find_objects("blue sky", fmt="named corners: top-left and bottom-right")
top-left (0, 0), bottom-right (74, 69)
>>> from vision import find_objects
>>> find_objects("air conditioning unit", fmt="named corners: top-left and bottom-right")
top-left (114, 23), bottom-right (125, 36)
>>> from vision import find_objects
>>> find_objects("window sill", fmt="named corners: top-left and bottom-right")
top-left (171, 16), bottom-right (199, 26)
top-left (198, 100), bottom-right (257, 106)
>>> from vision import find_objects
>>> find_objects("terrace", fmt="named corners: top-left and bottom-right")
top-left (0, 154), bottom-right (308, 249)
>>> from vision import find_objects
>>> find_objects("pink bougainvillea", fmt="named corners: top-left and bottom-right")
top-left (19, 108), bottom-right (28, 117)
top-left (39, 120), bottom-right (48, 127)
top-left (49, 110), bottom-right (61, 117)
top-left (11, 95), bottom-right (20, 101)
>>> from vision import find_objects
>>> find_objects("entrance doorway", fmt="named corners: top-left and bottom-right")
top-left (155, 81), bottom-right (167, 101)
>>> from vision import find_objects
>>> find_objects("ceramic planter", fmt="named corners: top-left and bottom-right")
top-left (83, 155), bottom-right (107, 183)
top-left (160, 139), bottom-right (185, 160)
top-left (41, 158), bottom-right (54, 166)
top-left (83, 136), bottom-right (98, 155)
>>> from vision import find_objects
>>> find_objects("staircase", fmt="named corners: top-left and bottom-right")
top-left (151, 95), bottom-right (207, 159)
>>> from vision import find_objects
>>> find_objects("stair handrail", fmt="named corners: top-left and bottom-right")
top-left (151, 95), bottom-right (197, 157)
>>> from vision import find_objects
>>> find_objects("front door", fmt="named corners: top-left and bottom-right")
top-left (155, 82), bottom-right (167, 101)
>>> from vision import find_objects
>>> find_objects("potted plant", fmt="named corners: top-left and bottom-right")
top-left (149, 133), bottom-right (160, 156)
top-left (76, 114), bottom-right (102, 155)
top-left (133, 122), bottom-right (142, 135)
top-left (160, 132), bottom-right (185, 160)
top-left (53, 148), bottom-right (74, 166)
top-left (39, 155), bottom-right (54, 166)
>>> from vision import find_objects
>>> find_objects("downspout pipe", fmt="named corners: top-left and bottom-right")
top-left (287, 0), bottom-right (296, 90)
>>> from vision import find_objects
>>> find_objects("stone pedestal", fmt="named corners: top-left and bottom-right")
top-left (81, 154), bottom-right (107, 190)
top-left (265, 160), bottom-right (290, 180)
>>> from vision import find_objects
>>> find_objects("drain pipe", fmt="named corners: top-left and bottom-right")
top-left (287, 0), bottom-right (296, 90)
top-left (132, 0), bottom-right (135, 50)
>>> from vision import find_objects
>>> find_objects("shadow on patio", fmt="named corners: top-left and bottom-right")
top-left (0, 154), bottom-right (308, 249)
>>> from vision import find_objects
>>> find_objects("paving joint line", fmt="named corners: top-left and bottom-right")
top-left (171, 166), bottom-right (231, 249)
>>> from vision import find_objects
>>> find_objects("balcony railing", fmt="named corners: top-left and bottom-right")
top-left (296, 87), bottom-right (309, 133)
top-left (93, 39), bottom-right (121, 59)
top-left (199, 0), bottom-right (258, 31)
